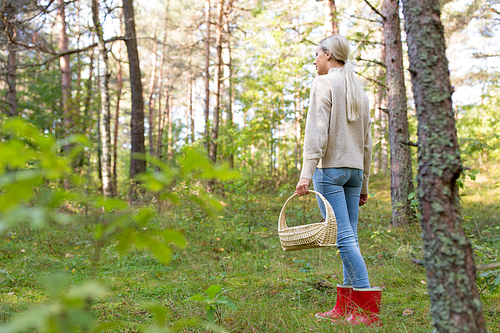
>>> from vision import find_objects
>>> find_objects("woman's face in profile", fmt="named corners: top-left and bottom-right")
top-left (313, 46), bottom-right (330, 75)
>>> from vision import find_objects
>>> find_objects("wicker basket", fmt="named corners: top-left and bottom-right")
top-left (278, 191), bottom-right (337, 251)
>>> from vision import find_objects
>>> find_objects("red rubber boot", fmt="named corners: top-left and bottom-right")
top-left (315, 285), bottom-right (353, 320)
top-left (347, 287), bottom-right (382, 327)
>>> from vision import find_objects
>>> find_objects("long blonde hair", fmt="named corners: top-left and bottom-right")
top-left (319, 35), bottom-right (365, 121)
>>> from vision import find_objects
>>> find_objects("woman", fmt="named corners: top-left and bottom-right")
top-left (295, 35), bottom-right (381, 327)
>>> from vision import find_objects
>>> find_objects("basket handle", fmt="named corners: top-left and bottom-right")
top-left (278, 190), bottom-right (335, 231)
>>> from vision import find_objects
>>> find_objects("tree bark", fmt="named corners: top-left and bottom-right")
top-left (225, 0), bottom-right (234, 168)
top-left (157, 31), bottom-right (166, 158)
top-left (123, 0), bottom-right (146, 198)
top-left (401, 0), bottom-right (487, 331)
top-left (204, 0), bottom-right (211, 154)
top-left (92, 0), bottom-right (115, 197)
top-left (147, 35), bottom-right (159, 157)
top-left (57, 0), bottom-right (72, 132)
top-left (210, 0), bottom-right (224, 163)
top-left (6, 14), bottom-right (17, 116)
top-left (113, 11), bottom-right (124, 194)
top-left (382, 0), bottom-right (415, 226)
top-left (324, 0), bottom-right (339, 35)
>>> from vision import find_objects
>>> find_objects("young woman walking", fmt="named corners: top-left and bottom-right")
top-left (295, 35), bottom-right (381, 327)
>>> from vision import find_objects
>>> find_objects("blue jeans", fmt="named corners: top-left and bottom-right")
top-left (313, 167), bottom-right (371, 288)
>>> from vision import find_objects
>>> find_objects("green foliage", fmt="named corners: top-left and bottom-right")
top-left (0, 274), bottom-right (110, 333)
top-left (0, 118), bottom-right (238, 331)
top-left (185, 285), bottom-right (236, 323)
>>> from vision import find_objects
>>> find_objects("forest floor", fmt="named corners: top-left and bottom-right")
top-left (1, 165), bottom-right (500, 332)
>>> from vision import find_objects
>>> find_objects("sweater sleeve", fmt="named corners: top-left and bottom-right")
top-left (361, 105), bottom-right (373, 195)
top-left (300, 78), bottom-right (332, 180)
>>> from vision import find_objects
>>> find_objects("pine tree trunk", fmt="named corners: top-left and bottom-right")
top-left (7, 16), bottom-right (17, 117)
top-left (157, 32), bottom-right (166, 158)
top-left (225, 0), bottom-right (234, 168)
top-left (210, 0), bottom-right (224, 163)
top-left (148, 36), bottom-right (158, 157)
top-left (204, 0), bottom-right (211, 154)
top-left (324, 0), bottom-right (339, 35)
top-left (92, 0), bottom-right (115, 197)
top-left (57, 0), bottom-right (72, 133)
top-left (401, 0), bottom-right (487, 331)
top-left (382, 0), bottom-right (415, 226)
top-left (123, 0), bottom-right (146, 197)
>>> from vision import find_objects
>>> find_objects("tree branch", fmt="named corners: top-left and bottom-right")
top-left (0, 36), bottom-right (132, 75)
top-left (356, 57), bottom-right (385, 67)
top-left (476, 262), bottom-right (500, 271)
top-left (363, 0), bottom-right (386, 20)
top-left (355, 71), bottom-right (387, 88)
top-left (400, 140), bottom-right (419, 147)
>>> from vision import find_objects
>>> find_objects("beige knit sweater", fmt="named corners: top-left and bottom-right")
top-left (300, 68), bottom-right (373, 194)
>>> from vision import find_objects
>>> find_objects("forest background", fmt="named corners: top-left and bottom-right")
top-left (0, 0), bottom-right (500, 332)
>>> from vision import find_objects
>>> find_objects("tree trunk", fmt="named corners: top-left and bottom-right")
top-left (225, 0), bottom-right (234, 168)
top-left (123, 0), bottom-right (147, 198)
top-left (6, 15), bottom-right (17, 116)
top-left (92, 0), bottom-right (115, 197)
top-left (157, 31), bottom-right (166, 158)
top-left (401, 0), bottom-right (487, 331)
top-left (382, 0), bottom-right (415, 226)
top-left (204, 0), bottom-right (211, 154)
top-left (210, 0), bottom-right (223, 163)
top-left (324, 0), bottom-right (339, 36)
top-left (148, 35), bottom-right (159, 157)
top-left (113, 12), bottom-right (124, 194)
top-left (57, 0), bottom-right (72, 133)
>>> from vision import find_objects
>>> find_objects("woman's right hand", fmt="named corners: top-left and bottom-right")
top-left (359, 194), bottom-right (368, 206)
top-left (295, 178), bottom-right (311, 196)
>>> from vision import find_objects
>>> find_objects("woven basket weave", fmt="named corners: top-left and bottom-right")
top-left (278, 190), bottom-right (337, 251)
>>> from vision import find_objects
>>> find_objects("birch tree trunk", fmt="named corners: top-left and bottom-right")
top-left (382, 0), bottom-right (415, 226)
top-left (401, 0), bottom-right (487, 331)
top-left (210, 0), bottom-right (224, 163)
top-left (92, 0), bottom-right (115, 197)
top-left (123, 0), bottom-right (147, 198)
top-left (113, 13), bottom-right (124, 193)
top-left (57, 0), bottom-right (72, 133)
top-left (204, 0), bottom-right (211, 154)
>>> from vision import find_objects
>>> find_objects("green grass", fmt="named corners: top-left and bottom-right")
top-left (1, 168), bottom-right (500, 332)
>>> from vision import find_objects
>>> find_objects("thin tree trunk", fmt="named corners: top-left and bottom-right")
top-left (75, 0), bottom-right (82, 123)
top-left (188, 74), bottom-right (194, 144)
top-left (123, 0), bottom-right (147, 198)
top-left (210, 0), bottom-right (223, 163)
top-left (401, 0), bottom-right (487, 331)
top-left (148, 35), bottom-right (159, 157)
top-left (382, 0), bottom-right (415, 226)
top-left (156, 32), bottom-right (166, 158)
top-left (92, 0), bottom-right (115, 197)
top-left (204, 0), bottom-right (211, 154)
top-left (7, 16), bottom-right (17, 116)
top-left (167, 88), bottom-right (173, 160)
top-left (225, 0), bottom-right (234, 168)
top-left (113, 12), bottom-right (124, 194)
top-left (57, 0), bottom-right (72, 133)
top-left (324, 0), bottom-right (339, 35)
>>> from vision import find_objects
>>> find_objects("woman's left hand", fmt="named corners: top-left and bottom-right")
top-left (295, 178), bottom-right (311, 196)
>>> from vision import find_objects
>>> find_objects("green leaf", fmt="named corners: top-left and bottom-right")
top-left (116, 228), bottom-right (136, 255)
top-left (159, 229), bottom-right (187, 249)
top-left (142, 303), bottom-right (170, 326)
top-left (0, 303), bottom-right (61, 333)
top-left (206, 308), bottom-right (216, 322)
top-left (205, 285), bottom-right (222, 299)
top-left (41, 273), bottom-right (70, 299)
top-left (66, 282), bottom-right (107, 300)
